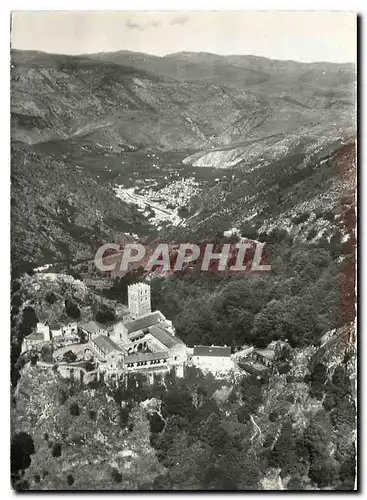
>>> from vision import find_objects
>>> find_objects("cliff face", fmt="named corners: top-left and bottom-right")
top-left (176, 138), bottom-right (356, 250)
top-left (12, 366), bottom-right (165, 490)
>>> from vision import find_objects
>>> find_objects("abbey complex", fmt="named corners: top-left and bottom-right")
top-left (21, 283), bottom-right (235, 383)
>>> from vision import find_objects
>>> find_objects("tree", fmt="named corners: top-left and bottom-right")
top-left (18, 306), bottom-right (38, 340)
top-left (270, 420), bottom-right (296, 472)
top-left (52, 443), bottom-right (62, 458)
top-left (252, 295), bottom-right (321, 348)
top-left (308, 456), bottom-right (339, 488)
top-left (95, 305), bottom-right (116, 324)
top-left (11, 293), bottom-right (22, 308)
top-left (65, 299), bottom-right (80, 319)
top-left (309, 363), bottom-right (328, 400)
top-left (304, 411), bottom-right (340, 488)
top-left (111, 469), bottom-right (122, 483)
top-left (30, 354), bottom-right (38, 366)
top-left (66, 475), bottom-right (74, 486)
top-left (339, 450), bottom-right (356, 490)
top-left (237, 375), bottom-right (262, 422)
top-left (41, 344), bottom-right (53, 363)
top-left (162, 388), bottom-right (197, 422)
top-left (323, 365), bottom-right (352, 412)
top-left (69, 402), bottom-right (80, 416)
top-left (63, 350), bottom-right (77, 363)
top-left (239, 222), bottom-right (258, 240)
top-left (149, 412), bottom-right (165, 434)
top-left (45, 291), bottom-right (57, 304)
top-left (199, 412), bottom-right (229, 450)
top-left (89, 410), bottom-right (97, 421)
top-left (11, 432), bottom-right (35, 475)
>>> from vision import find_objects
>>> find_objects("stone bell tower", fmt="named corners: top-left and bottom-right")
top-left (128, 283), bottom-right (151, 319)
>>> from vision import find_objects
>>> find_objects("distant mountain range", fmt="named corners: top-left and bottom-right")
top-left (11, 49), bottom-right (355, 151)
top-left (11, 49), bottom-right (356, 270)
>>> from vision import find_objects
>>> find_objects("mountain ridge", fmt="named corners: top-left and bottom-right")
top-left (11, 49), bottom-right (356, 270)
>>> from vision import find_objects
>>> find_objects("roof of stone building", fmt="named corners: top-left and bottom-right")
top-left (193, 345), bottom-right (231, 357)
top-left (239, 360), bottom-right (269, 373)
top-left (125, 311), bottom-right (164, 335)
top-left (253, 349), bottom-right (275, 361)
top-left (79, 321), bottom-right (106, 335)
top-left (92, 335), bottom-right (122, 355)
top-left (24, 332), bottom-right (44, 342)
top-left (148, 325), bottom-right (185, 349)
top-left (49, 322), bottom-right (61, 330)
top-left (125, 351), bottom-right (169, 364)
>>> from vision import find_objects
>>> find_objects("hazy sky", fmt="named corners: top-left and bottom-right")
top-left (11, 10), bottom-right (356, 63)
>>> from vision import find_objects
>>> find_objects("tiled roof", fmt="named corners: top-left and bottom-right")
top-left (125, 351), bottom-right (169, 364)
top-left (193, 345), bottom-right (231, 357)
top-left (80, 321), bottom-right (106, 335)
top-left (92, 335), bottom-right (122, 355)
top-left (125, 312), bottom-right (163, 334)
top-left (148, 325), bottom-right (184, 349)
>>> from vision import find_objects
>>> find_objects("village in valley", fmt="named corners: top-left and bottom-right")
top-left (20, 282), bottom-right (287, 386)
